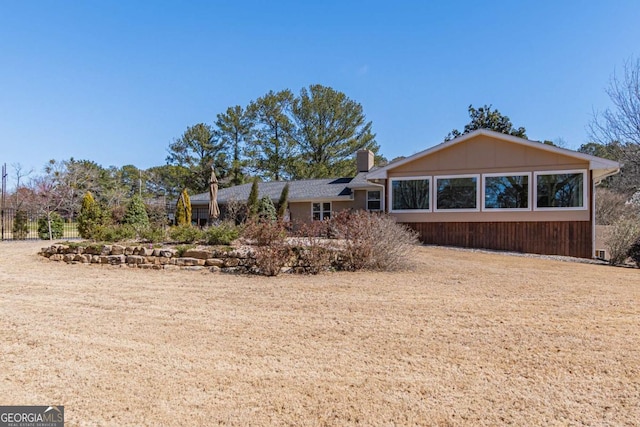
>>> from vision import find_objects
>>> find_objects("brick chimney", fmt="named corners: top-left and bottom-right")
top-left (356, 150), bottom-right (374, 173)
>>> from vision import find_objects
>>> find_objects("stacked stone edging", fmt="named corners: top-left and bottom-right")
top-left (38, 243), bottom-right (335, 274)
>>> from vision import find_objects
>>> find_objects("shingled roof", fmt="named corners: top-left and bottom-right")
top-left (191, 170), bottom-right (377, 205)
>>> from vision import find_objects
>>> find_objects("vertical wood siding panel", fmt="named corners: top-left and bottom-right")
top-left (403, 221), bottom-right (592, 258)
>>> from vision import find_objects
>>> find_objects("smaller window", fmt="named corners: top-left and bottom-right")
top-left (367, 190), bottom-right (381, 211)
top-left (312, 202), bottom-right (332, 220)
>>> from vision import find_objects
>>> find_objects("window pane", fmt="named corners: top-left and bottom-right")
top-left (312, 202), bottom-right (331, 221)
top-left (536, 173), bottom-right (584, 208)
top-left (485, 175), bottom-right (529, 209)
top-left (367, 190), bottom-right (381, 210)
top-left (437, 177), bottom-right (477, 209)
top-left (368, 200), bottom-right (381, 210)
top-left (368, 191), bottom-right (381, 201)
top-left (392, 179), bottom-right (430, 210)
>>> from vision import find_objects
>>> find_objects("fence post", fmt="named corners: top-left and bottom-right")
top-left (1, 163), bottom-right (7, 241)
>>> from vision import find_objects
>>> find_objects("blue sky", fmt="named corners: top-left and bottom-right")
top-left (1, 1), bottom-right (639, 187)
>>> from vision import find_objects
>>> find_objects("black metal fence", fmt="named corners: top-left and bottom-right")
top-left (1, 207), bottom-right (80, 241)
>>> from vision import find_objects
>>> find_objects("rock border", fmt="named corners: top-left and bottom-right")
top-left (38, 243), bottom-right (335, 275)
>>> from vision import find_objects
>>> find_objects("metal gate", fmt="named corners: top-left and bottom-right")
top-left (1, 163), bottom-right (79, 241)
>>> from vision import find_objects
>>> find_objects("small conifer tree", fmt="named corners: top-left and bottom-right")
top-left (247, 178), bottom-right (259, 219)
top-left (277, 183), bottom-right (289, 219)
top-left (123, 194), bottom-right (150, 230)
top-left (175, 189), bottom-right (192, 226)
top-left (258, 196), bottom-right (277, 221)
top-left (77, 191), bottom-right (103, 239)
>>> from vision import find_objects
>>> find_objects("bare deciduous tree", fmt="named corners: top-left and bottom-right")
top-left (590, 58), bottom-right (640, 194)
top-left (590, 58), bottom-right (640, 145)
top-left (11, 162), bottom-right (33, 208)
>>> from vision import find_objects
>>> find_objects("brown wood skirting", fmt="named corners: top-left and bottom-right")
top-left (402, 221), bottom-right (593, 258)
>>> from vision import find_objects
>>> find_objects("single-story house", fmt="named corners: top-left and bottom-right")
top-left (189, 149), bottom-right (383, 225)
top-left (191, 129), bottom-right (620, 258)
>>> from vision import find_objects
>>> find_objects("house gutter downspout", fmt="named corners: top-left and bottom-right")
top-left (592, 172), bottom-right (596, 259)
top-left (592, 166), bottom-right (621, 259)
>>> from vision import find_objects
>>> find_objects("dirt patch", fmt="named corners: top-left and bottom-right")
top-left (1, 241), bottom-right (639, 426)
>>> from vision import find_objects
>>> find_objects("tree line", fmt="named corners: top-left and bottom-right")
top-left (4, 84), bottom-right (380, 218)
top-left (166, 84), bottom-right (381, 194)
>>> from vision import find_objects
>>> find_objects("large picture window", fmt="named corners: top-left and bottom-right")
top-left (483, 173), bottom-right (530, 210)
top-left (390, 177), bottom-right (430, 212)
top-left (312, 202), bottom-right (332, 220)
top-left (435, 175), bottom-right (479, 211)
top-left (535, 170), bottom-right (586, 210)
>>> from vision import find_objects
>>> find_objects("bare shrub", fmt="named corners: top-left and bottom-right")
top-left (253, 245), bottom-right (291, 276)
top-left (243, 219), bottom-right (290, 276)
top-left (596, 187), bottom-right (636, 225)
top-left (628, 237), bottom-right (640, 268)
top-left (605, 216), bottom-right (640, 265)
top-left (224, 197), bottom-right (247, 225)
top-left (242, 219), bottom-right (287, 247)
top-left (331, 210), bottom-right (419, 271)
top-left (293, 222), bottom-right (335, 274)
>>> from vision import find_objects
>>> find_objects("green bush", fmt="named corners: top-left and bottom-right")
top-left (12, 210), bottom-right (29, 239)
top-left (123, 194), bottom-right (150, 231)
top-left (204, 222), bottom-right (239, 245)
top-left (175, 244), bottom-right (195, 257)
top-left (168, 224), bottom-right (202, 243)
top-left (139, 226), bottom-right (167, 243)
top-left (38, 212), bottom-right (64, 240)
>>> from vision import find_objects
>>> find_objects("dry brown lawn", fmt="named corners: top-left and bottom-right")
top-left (1, 241), bottom-right (639, 426)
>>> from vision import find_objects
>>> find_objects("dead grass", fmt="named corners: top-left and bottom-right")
top-left (1, 241), bottom-right (639, 426)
